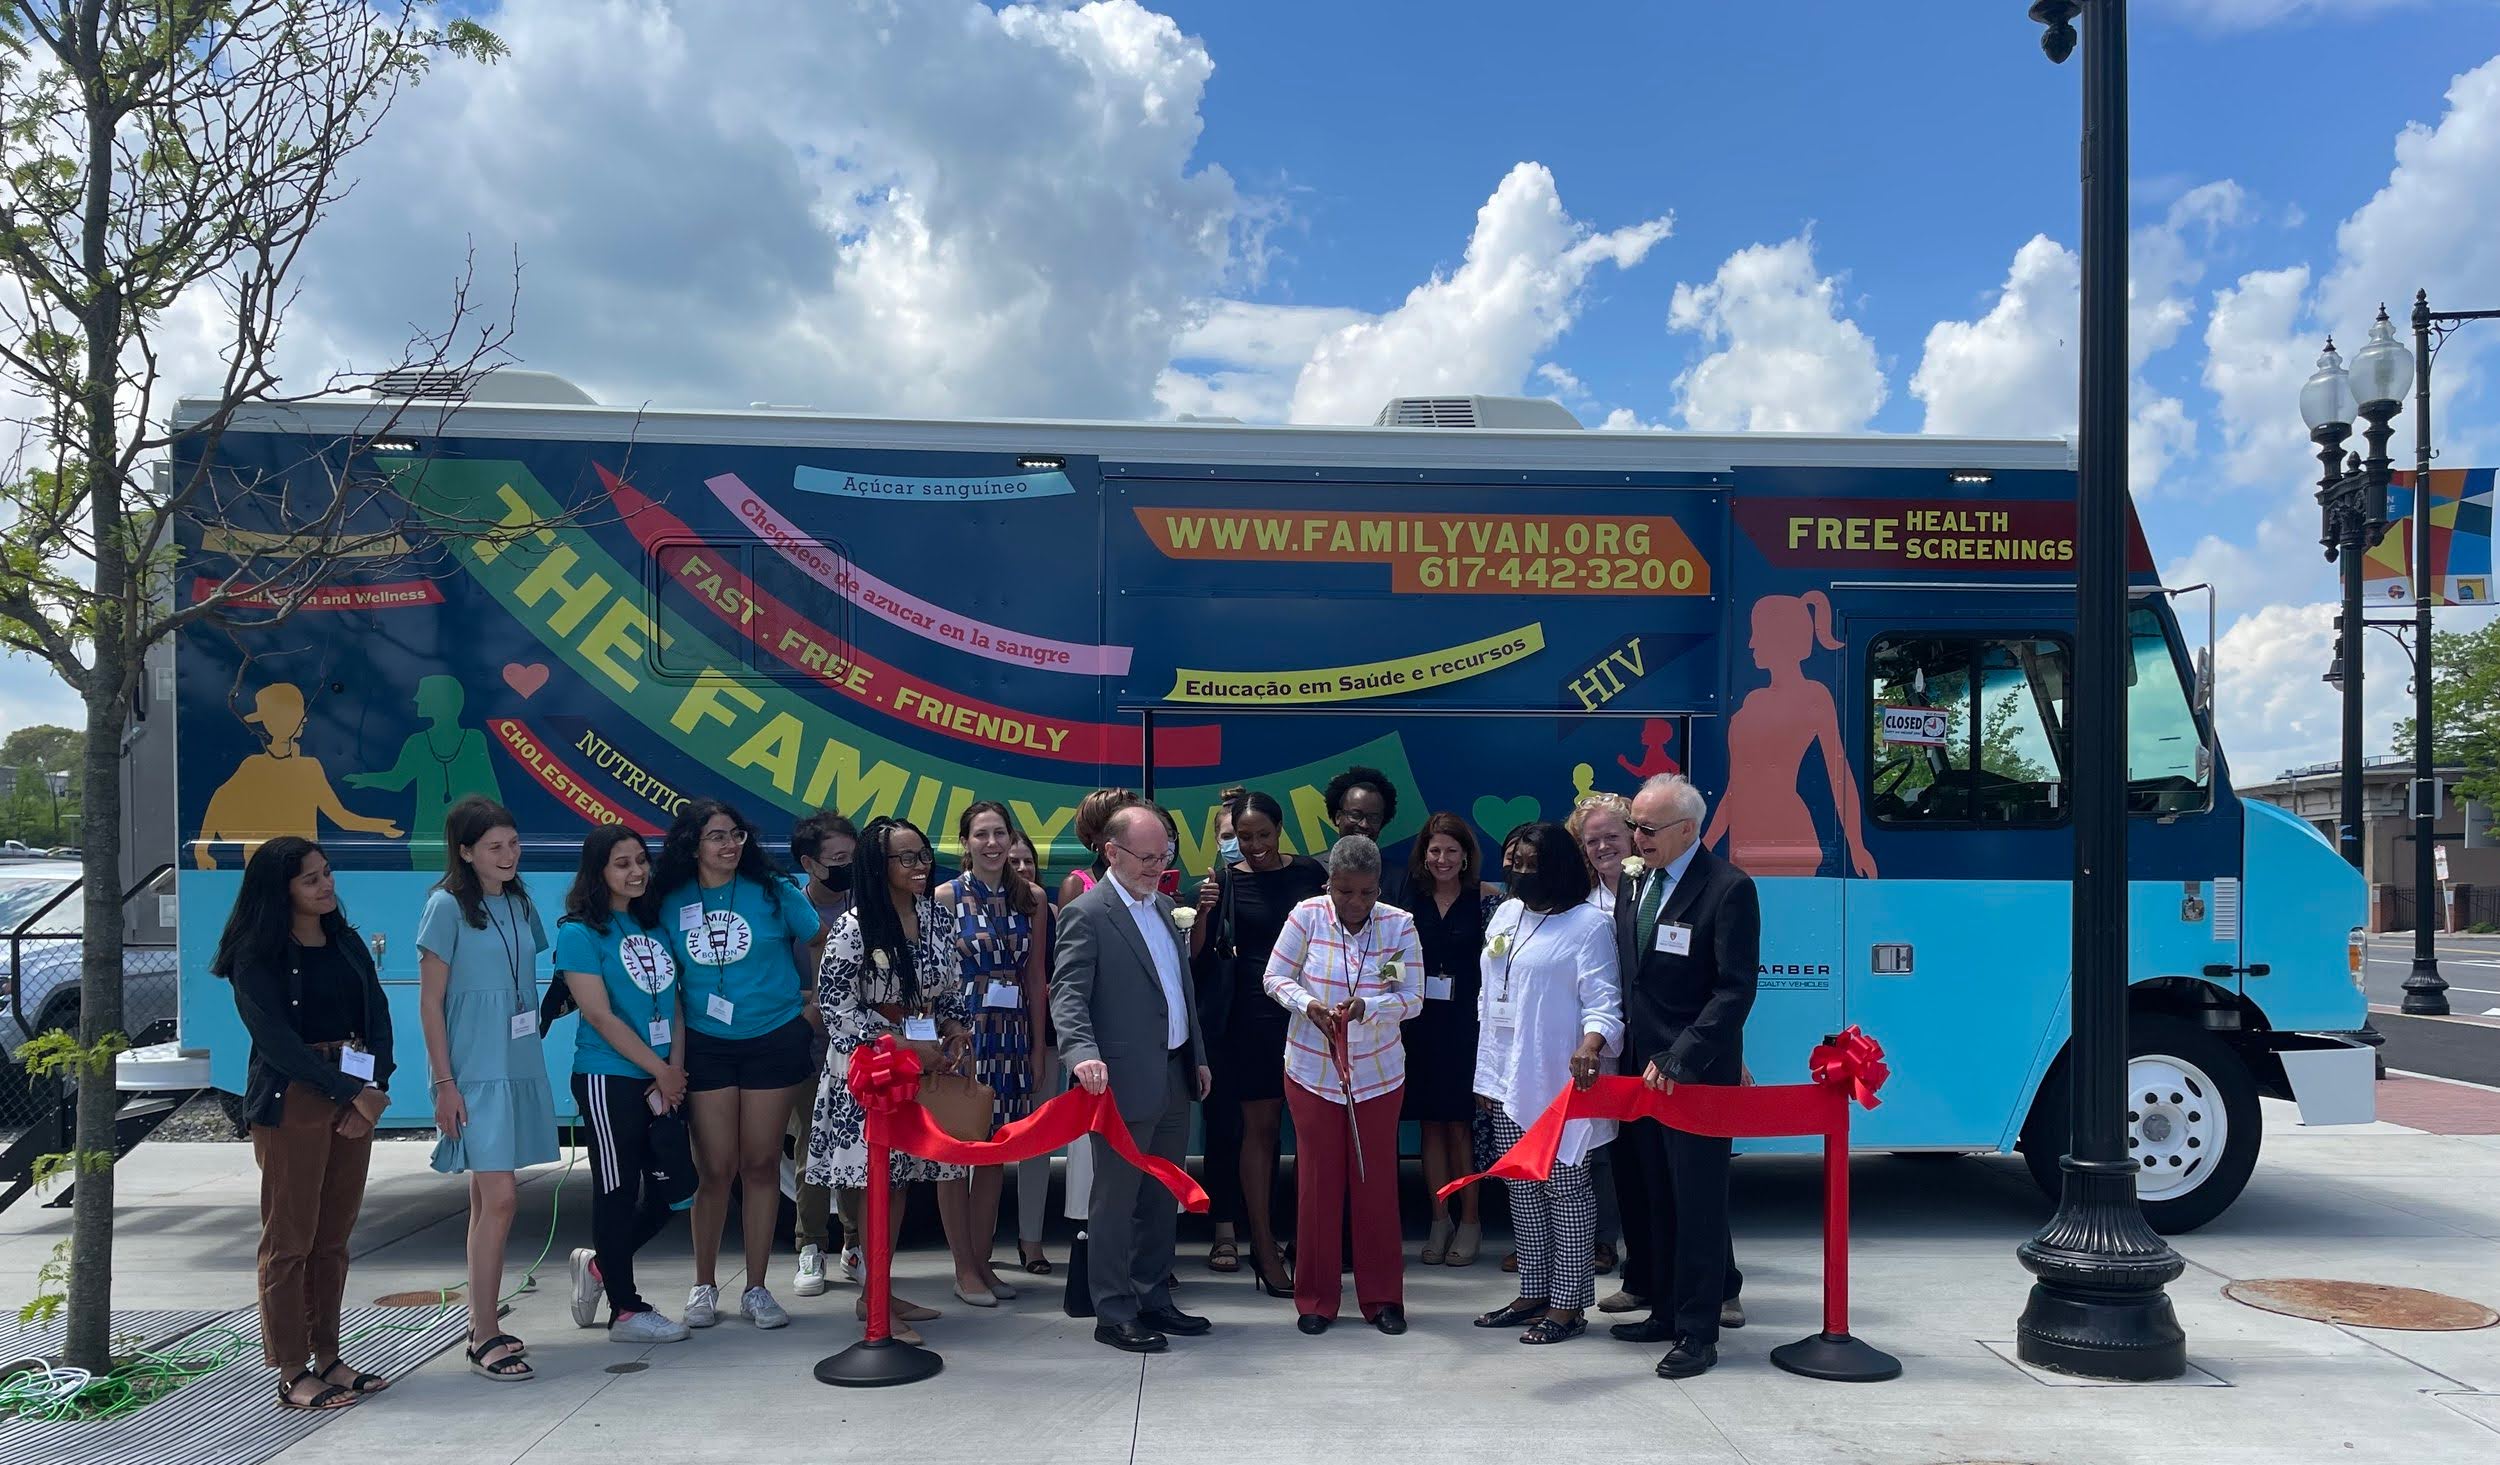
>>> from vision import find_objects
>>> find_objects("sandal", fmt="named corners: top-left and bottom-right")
top-left (278, 1370), bottom-right (360, 1412)
top-left (317, 1361), bottom-right (390, 1394)
top-left (1473, 1298), bottom-right (1549, 1329)
top-left (1521, 1315), bottom-right (1587, 1345)
top-left (1020, 1242), bottom-right (1055, 1276)
top-left (466, 1333), bottom-right (534, 1382)
top-left (1205, 1239), bottom-right (1240, 1274)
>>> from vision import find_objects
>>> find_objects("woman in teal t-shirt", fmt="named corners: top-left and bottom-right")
top-left (554, 827), bottom-right (691, 1346)
top-left (649, 798), bottom-right (821, 1332)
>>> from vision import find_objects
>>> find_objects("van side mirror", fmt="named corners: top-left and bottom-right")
top-left (2194, 647), bottom-right (2214, 713)
top-left (2195, 743), bottom-right (2213, 784)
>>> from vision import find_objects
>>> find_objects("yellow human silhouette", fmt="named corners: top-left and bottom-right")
top-left (1571, 762), bottom-right (1597, 800)
top-left (194, 682), bottom-right (403, 869)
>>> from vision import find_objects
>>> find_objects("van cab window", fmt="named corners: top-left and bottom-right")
top-left (2127, 605), bottom-right (2210, 814)
top-left (1868, 634), bottom-right (2070, 826)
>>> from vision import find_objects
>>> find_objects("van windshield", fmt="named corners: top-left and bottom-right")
top-left (2128, 604), bottom-right (2209, 814)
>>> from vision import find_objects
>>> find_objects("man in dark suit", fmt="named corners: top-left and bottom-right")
top-left (1609, 773), bottom-right (1759, 1379)
top-left (1053, 803), bottom-right (1214, 1353)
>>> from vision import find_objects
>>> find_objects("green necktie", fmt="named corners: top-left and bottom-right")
top-left (1635, 869), bottom-right (1669, 959)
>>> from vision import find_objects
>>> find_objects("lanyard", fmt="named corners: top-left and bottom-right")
top-left (483, 895), bottom-right (528, 1016)
top-left (621, 918), bottom-right (668, 1034)
top-left (1328, 912), bottom-right (1381, 997)
top-left (1495, 911), bottom-right (1551, 1001)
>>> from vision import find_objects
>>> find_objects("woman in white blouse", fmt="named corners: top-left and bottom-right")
top-left (1470, 821), bottom-right (1623, 1345)
top-left (1262, 835), bottom-right (1425, 1337)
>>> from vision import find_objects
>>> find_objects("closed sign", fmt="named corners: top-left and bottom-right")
top-left (1880, 705), bottom-right (1951, 747)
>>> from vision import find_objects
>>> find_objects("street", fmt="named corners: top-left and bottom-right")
top-left (2363, 931), bottom-right (2500, 1014)
top-left (2357, 932), bottom-right (2500, 1087)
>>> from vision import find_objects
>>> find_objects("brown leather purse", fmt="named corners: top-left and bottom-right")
top-left (899, 1035), bottom-right (995, 1142)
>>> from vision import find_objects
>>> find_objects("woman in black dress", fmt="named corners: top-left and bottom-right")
top-left (1403, 813), bottom-right (1501, 1266)
top-left (1195, 790), bottom-right (1323, 1297)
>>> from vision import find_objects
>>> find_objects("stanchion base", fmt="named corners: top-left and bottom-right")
top-left (814, 1337), bottom-right (944, 1388)
top-left (1769, 1331), bottom-right (1902, 1382)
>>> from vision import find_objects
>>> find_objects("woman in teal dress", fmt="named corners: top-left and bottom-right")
top-left (418, 796), bottom-right (559, 1383)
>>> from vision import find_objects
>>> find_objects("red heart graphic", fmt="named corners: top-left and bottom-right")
top-left (502, 663), bottom-right (550, 698)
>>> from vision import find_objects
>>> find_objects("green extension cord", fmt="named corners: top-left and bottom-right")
top-left (1, 1142), bottom-right (582, 1423)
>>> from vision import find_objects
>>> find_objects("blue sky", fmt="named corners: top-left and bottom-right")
top-left (6, 0), bottom-right (2499, 780)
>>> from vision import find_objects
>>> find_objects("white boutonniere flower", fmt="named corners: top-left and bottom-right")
top-left (871, 949), bottom-right (891, 972)
top-left (1488, 932), bottom-right (1513, 958)
top-left (1620, 854), bottom-right (1647, 880)
top-left (1377, 958), bottom-right (1403, 988)
top-left (1173, 908), bottom-right (1197, 933)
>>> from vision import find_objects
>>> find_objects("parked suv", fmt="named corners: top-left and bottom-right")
top-left (0, 864), bottom-right (177, 1108)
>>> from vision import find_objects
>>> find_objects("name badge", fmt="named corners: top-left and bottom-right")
top-left (1656, 922), bottom-right (1694, 957)
top-left (903, 1016), bottom-right (940, 1042)
top-left (648, 1018), bottom-right (672, 1048)
top-left (678, 902), bottom-right (704, 931)
top-left (706, 993), bottom-right (736, 1024)
top-left (983, 981), bottom-right (1022, 1010)
top-left (1484, 994), bottom-right (1520, 1029)
top-left (1424, 974), bottom-right (1455, 1002)
top-left (510, 1011), bottom-right (536, 1041)
top-left (340, 1048), bottom-right (376, 1081)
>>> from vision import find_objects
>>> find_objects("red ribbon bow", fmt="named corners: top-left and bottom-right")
top-left (846, 1034), bottom-right (924, 1115)
top-left (1808, 1025), bottom-right (1889, 1110)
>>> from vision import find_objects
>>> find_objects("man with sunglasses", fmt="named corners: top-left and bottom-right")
top-left (1609, 773), bottom-right (1758, 1380)
top-left (1051, 803), bottom-right (1214, 1353)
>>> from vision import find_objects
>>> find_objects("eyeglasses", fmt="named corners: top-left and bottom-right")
top-left (1110, 841), bottom-right (1172, 868)
top-left (888, 849), bottom-right (934, 868)
top-left (701, 828), bottom-right (749, 847)
top-left (1630, 817), bottom-right (1693, 838)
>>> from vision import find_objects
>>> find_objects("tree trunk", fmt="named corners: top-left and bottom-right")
top-left (62, 681), bottom-right (127, 1373)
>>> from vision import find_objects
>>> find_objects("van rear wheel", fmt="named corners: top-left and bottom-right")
top-left (2020, 1013), bottom-right (2262, 1234)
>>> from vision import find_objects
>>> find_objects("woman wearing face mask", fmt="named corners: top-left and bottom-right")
top-left (806, 817), bottom-right (972, 1344)
top-left (1401, 813), bottom-right (1502, 1267)
top-left (787, 811), bottom-right (857, 1295)
top-left (1471, 821), bottom-right (1622, 1345)
top-left (934, 802), bottom-right (1050, 1303)
top-left (1199, 790), bottom-right (1324, 1298)
top-left (650, 798), bottom-right (823, 1332)
top-left (1189, 788), bottom-right (1248, 1274)
top-left (418, 796), bottom-right (558, 1382)
top-left (1263, 835), bottom-right (1425, 1336)
top-left (555, 828), bottom-right (691, 1344)
top-left (215, 836), bottom-right (395, 1411)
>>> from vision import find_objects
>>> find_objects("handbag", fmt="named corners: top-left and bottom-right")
top-left (901, 1036), bottom-right (996, 1142)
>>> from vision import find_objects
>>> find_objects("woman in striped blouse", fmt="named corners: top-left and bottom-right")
top-left (1262, 835), bottom-right (1425, 1337)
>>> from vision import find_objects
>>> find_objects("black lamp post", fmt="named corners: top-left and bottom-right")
top-left (2011, 0), bottom-right (2188, 1382)
top-left (2302, 320), bottom-right (2406, 880)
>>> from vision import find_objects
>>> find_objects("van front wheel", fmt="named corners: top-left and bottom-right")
top-left (2019, 1014), bottom-right (2262, 1235)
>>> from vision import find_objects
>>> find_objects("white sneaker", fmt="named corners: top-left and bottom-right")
top-left (568, 1248), bottom-right (601, 1329)
top-left (685, 1283), bottom-right (720, 1329)
top-left (840, 1247), bottom-right (863, 1284)
top-left (744, 1285), bottom-right (790, 1330)
top-left (794, 1245), bottom-right (827, 1297)
top-left (609, 1309), bottom-right (690, 1344)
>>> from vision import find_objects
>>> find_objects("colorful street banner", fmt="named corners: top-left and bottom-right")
top-left (2366, 468), bottom-right (2495, 607)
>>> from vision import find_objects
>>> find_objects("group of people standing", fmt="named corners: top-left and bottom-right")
top-left (215, 761), bottom-right (1759, 1412)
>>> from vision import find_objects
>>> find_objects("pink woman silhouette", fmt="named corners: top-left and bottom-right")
top-left (1700, 591), bottom-right (1877, 879)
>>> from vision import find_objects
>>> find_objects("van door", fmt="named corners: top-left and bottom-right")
top-left (1838, 603), bottom-right (2077, 1149)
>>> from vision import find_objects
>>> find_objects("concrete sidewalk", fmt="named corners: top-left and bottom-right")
top-left (5, 1097), bottom-right (2496, 1465)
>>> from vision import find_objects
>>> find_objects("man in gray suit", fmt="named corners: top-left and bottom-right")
top-left (1053, 802), bottom-right (1214, 1353)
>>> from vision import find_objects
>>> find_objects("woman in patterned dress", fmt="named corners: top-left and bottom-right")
top-left (804, 816), bottom-right (970, 1342)
top-left (934, 801), bottom-right (1051, 1304)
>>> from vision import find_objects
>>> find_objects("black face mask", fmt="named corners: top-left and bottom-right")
top-left (819, 864), bottom-right (854, 894)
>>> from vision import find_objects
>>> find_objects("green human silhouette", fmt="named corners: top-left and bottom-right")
top-left (347, 673), bottom-right (504, 869)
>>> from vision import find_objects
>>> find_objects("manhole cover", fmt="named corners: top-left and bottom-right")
top-left (2223, 1279), bottom-right (2499, 1331)
top-left (604, 1361), bottom-right (649, 1375)
top-left (373, 1290), bottom-right (452, 1309)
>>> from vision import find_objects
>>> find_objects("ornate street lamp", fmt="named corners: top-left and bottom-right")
top-left (2012, 0), bottom-right (2188, 1381)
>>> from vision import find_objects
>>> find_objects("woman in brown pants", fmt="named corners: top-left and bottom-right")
top-left (212, 836), bottom-right (395, 1412)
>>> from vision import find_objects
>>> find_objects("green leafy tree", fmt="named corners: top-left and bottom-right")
top-left (0, 1), bottom-right (520, 1376)
top-left (2394, 621), bottom-right (2500, 807)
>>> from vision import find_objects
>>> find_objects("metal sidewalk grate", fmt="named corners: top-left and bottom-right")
top-left (0, 1309), bottom-right (225, 1361)
top-left (0, 1303), bottom-right (468, 1465)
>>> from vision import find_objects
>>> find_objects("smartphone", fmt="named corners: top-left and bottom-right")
top-left (1158, 869), bottom-right (1182, 897)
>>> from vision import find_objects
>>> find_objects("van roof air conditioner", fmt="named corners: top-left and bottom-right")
top-left (1373, 396), bottom-right (1581, 429)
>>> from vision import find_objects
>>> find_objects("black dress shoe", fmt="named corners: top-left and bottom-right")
top-left (1296, 1314), bottom-right (1331, 1335)
top-left (1609, 1316), bottom-right (1677, 1344)
top-left (1139, 1306), bottom-right (1211, 1337)
top-left (1369, 1305), bottom-right (1407, 1336)
top-left (1656, 1337), bottom-right (1718, 1379)
top-left (1094, 1321), bottom-right (1169, 1354)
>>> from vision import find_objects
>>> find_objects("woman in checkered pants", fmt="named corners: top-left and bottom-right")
top-left (1469, 821), bottom-right (1624, 1344)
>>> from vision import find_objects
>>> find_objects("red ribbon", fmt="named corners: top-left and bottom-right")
top-left (1808, 1024), bottom-right (1890, 1110)
top-left (850, 1036), bottom-right (1207, 1211)
top-left (1437, 1031), bottom-right (1890, 1200)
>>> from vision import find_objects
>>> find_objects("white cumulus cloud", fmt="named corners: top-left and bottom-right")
top-left (1284, 163), bottom-right (1669, 424)
top-left (1664, 234), bottom-right (1885, 433)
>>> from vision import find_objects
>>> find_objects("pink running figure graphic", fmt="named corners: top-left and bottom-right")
top-left (1616, 717), bottom-right (1682, 781)
top-left (1701, 592), bottom-right (1878, 879)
